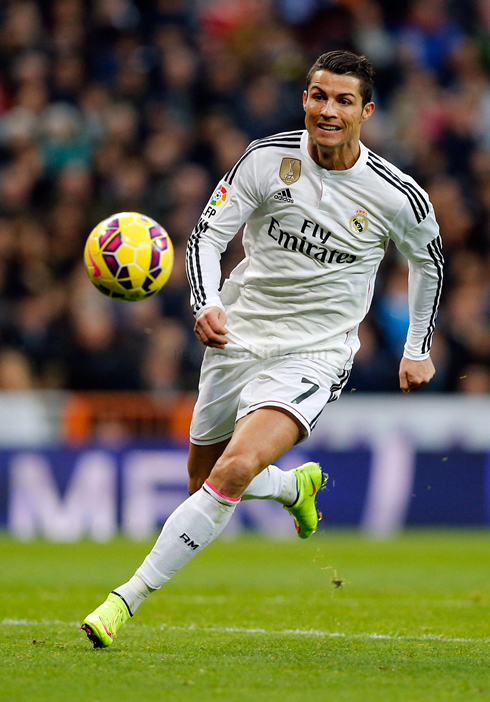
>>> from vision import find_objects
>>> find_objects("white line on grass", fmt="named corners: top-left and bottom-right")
top-left (159, 624), bottom-right (490, 644)
top-left (1, 619), bottom-right (488, 644)
top-left (1, 618), bottom-right (81, 626)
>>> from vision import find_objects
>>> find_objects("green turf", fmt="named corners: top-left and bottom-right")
top-left (0, 531), bottom-right (489, 701)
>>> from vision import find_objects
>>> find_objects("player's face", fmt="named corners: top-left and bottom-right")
top-left (303, 70), bottom-right (374, 152)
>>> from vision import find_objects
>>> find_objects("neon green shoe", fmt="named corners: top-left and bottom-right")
top-left (284, 462), bottom-right (327, 539)
top-left (81, 593), bottom-right (132, 649)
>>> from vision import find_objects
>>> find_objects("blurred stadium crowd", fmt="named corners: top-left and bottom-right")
top-left (0, 0), bottom-right (489, 394)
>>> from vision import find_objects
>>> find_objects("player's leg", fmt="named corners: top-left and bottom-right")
top-left (81, 407), bottom-right (300, 648)
top-left (207, 407), bottom-right (302, 497)
top-left (133, 408), bottom-right (301, 596)
top-left (82, 479), bottom-right (240, 648)
top-left (188, 372), bottom-right (334, 516)
top-left (188, 423), bottom-right (299, 504)
top-left (196, 353), bottom-right (341, 519)
top-left (210, 408), bottom-right (326, 538)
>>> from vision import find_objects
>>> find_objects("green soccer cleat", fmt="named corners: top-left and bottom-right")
top-left (284, 462), bottom-right (327, 539)
top-left (81, 592), bottom-right (132, 649)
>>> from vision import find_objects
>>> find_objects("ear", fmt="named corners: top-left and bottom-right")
top-left (302, 90), bottom-right (308, 112)
top-left (361, 101), bottom-right (375, 123)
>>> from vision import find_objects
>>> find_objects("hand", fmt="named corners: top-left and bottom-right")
top-left (194, 307), bottom-right (228, 349)
top-left (399, 356), bottom-right (435, 393)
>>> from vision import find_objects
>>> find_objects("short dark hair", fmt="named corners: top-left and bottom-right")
top-left (306, 51), bottom-right (375, 106)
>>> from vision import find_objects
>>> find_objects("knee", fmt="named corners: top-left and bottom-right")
top-left (210, 451), bottom-right (260, 494)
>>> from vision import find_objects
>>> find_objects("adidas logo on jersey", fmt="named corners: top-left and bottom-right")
top-left (273, 188), bottom-right (294, 203)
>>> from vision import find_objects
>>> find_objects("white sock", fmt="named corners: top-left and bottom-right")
top-left (136, 481), bottom-right (239, 590)
top-left (242, 465), bottom-right (298, 506)
top-left (113, 574), bottom-right (154, 615)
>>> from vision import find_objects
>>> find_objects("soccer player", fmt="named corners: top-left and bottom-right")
top-left (82, 50), bottom-right (442, 648)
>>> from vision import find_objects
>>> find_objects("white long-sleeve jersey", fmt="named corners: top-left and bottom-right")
top-left (186, 130), bottom-right (443, 370)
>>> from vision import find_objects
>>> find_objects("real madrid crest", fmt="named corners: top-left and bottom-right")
top-left (349, 209), bottom-right (369, 235)
top-left (280, 158), bottom-right (301, 185)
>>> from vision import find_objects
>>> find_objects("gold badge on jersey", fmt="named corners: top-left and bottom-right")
top-left (349, 209), bottom-right (369, 234)
top-left (280, 158), bottom-right (301, 185)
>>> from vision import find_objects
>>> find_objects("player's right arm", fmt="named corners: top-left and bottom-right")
top-left (186, 142), bottom-right (263, 347)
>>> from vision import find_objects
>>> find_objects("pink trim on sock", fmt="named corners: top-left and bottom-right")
top-left (205, 480), bottom-right (241, 503)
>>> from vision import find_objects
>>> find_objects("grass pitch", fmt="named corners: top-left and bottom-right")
top-left (0, 531), bottom-right (489, 702)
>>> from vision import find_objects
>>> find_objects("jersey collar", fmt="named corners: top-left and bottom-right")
top-left (300, 130), bottom-right (368, 179)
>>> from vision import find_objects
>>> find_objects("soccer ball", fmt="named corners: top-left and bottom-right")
top-left (84, 212), bottom-right (174, 301)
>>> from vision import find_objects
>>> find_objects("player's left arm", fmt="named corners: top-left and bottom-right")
top-left (389, 200), bottom-right (444, 393)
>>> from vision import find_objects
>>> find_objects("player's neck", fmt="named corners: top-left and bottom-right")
top-left (307, 137), bottom-right (361, 172)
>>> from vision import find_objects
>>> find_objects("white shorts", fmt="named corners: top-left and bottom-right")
top-left (190, 341), bottom-right (350, 446)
